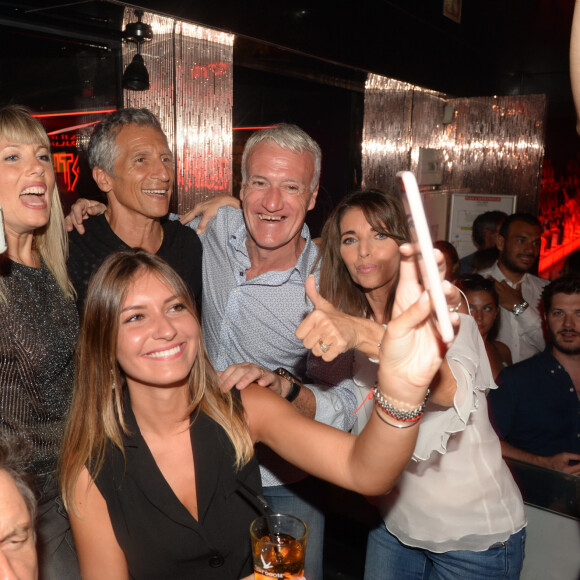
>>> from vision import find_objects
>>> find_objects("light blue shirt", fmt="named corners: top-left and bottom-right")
top-left (174, 207), bottom-right (357, 487)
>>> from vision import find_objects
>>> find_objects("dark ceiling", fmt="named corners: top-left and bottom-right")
top-left (0, 0), bottom-right (577, 170)
top-left (0, 0), bottom-right (574, 102)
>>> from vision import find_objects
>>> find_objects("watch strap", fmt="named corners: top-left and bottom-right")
top-left (274, 367), bottom-right (302, 402)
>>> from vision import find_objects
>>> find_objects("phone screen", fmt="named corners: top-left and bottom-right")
top-left (397, 171), bottom-right (454, 343)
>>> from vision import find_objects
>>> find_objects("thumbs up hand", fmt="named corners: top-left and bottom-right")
top-left (296, 276), bottom-right (382, 361)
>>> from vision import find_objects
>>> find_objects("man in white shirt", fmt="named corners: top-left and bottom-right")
top-left (478, 213), bottom-right (548, 363)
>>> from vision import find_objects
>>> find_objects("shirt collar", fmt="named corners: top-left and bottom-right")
top-left (490, 260), bottom-right (530, 287)
top-left (229, 222), bottom-right (318, 283)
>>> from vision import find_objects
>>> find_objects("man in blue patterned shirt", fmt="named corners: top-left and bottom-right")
top-left (182, 125), bottom-right (357, 580)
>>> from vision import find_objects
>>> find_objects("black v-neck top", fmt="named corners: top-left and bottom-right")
top-left (93, 399), bottom-right (263, 579)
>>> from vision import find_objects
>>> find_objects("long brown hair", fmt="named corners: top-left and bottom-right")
top-left (0, 105), bottom-right (73, 301)
top-left (60, 249), bottom-right (253, 512)
top-left (318, 189), bottom-right (410, 322)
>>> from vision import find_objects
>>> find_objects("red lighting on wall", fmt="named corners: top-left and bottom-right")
top-left (190, 62), bottom-right (229, 80)
top-left (33, 109), bottom-right (115, 199)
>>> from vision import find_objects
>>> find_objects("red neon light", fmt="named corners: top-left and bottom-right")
top-left (47, 120), bottom-right (102, 136)
top-left (32, 109), bottom-right (116, 119)
top-left (52, 152), bottom-right (79, 192)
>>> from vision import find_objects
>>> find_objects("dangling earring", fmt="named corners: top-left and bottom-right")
top-left (110, 369), bottom-right (116, 391)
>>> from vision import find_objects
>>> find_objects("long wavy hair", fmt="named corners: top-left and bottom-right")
top-left (0, 105), bottom-right (72, 302)
top-left (318, 189), bottom-right (410, 322)
top-left (60, 249), bottom-right (253, 513)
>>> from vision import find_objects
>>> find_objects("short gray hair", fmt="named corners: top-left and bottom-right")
top-left (88, 108), bottom-right (165, 174)
top-left (0, 433), bottom-right (37, 527)
top-left (241, 124), bottom-right (322, 193)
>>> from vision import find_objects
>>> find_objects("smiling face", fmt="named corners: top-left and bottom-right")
top-left (0, 470), bottom-right (37, 580)
top-left (339, 207), bottom-right (400, 298)
top-left (0, 139), bottom-right (54, 237)
top-left (466, 289), bottom-right (499, 340)
top-left (546, 292), bottom-right (580, 356)
top-left (240, 141), bottom-right (318, 261)
top-left (94, 124), bottom-right (174, 220)
top-left (497, 220), bottom-right (542, 276)
top-left (116, 271), bottom-right (200, 392)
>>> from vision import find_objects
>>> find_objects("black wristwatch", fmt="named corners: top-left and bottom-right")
top-left (274, 367), bottom-right (302, 403)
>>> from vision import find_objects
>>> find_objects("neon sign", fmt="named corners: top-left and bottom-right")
top-left (52, 152), bottom-right (80, 192)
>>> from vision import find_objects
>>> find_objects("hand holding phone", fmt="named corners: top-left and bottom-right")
top-left (397, 171), bottom-right (454, 343)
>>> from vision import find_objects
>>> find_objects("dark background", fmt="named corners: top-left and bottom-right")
top-left (0, 0), bottom-right (577, 221)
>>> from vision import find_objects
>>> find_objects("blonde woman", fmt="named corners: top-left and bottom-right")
top-left (0, 105), bottom-right (79, 578)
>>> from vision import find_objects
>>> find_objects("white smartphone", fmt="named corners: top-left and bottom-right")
top-left (0, 206), bottom-right (7, 254)
top-left (397, 171), bottom-right (454, 343)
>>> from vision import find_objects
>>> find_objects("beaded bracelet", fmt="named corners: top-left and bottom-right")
top-left (372, 386), bottom-right (430, 422)
top-left (374, 405), bottom-right (419, 429)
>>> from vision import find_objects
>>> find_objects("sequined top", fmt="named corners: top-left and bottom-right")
top-left (0, 258), bottom-right (78, 475)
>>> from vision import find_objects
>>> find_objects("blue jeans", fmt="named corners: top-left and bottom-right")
top-left (364, 523), bottom-right (526, 580)
top-left (263, 477), bottom-right (324, 580)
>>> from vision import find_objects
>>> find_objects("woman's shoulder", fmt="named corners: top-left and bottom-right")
top-left (492, 340), bottom-right (513, 366)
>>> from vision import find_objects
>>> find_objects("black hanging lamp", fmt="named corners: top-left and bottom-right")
top-left (122, 10), bottom-right (153, 91)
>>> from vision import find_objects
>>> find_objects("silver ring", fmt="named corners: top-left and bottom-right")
top-left (318, 338), bottom-right (329, 353)
top-left (448, 300), bottom-right (462, 313)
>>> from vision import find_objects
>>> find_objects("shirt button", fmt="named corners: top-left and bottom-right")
top-left (235, 288), bottom-right (240, 293)
top-left (226, 321), bottom-right (231, 326)
top-left (571, 388), bottom-right (575, 393)
top-left (209, 555), bottom-right (224, 568)
top-left (551, 370), bottom-right (555, 374)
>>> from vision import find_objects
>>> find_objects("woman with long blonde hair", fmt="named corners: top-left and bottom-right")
top-left (0, 105), bottom-right (79, 578)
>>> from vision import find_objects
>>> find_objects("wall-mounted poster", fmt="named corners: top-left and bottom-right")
top-left (417, 148), bottom-right (444, 186)
top-left (448, 193), bottom-right (517, 258)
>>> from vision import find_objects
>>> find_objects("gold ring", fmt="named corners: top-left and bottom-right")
top-left (318, 338), bottom-right (330, 353)
top-left (259, 367), bottom-right (265, 379)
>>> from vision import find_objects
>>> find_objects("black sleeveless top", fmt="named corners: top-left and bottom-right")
top-left (94, 399), bottom-right (264, 579)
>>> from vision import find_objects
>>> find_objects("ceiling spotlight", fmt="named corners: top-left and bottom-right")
top-left (122, 10), bottom-right (153, 91)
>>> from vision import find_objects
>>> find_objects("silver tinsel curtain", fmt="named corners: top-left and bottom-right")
top-left (123, 8), bottom-right (234, 213)
top-left (363, 73), bottom-right (547, 216)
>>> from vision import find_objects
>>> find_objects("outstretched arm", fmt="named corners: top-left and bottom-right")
top-left (244, 244), bottom-right (459, 495)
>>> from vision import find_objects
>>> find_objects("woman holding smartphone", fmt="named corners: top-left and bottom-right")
top-left (59, 247), bottom-right (454, 579)
top-left (297, 189), bottom-right (526, 580)
top-left (0, 105), bottom-right (79, 578)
